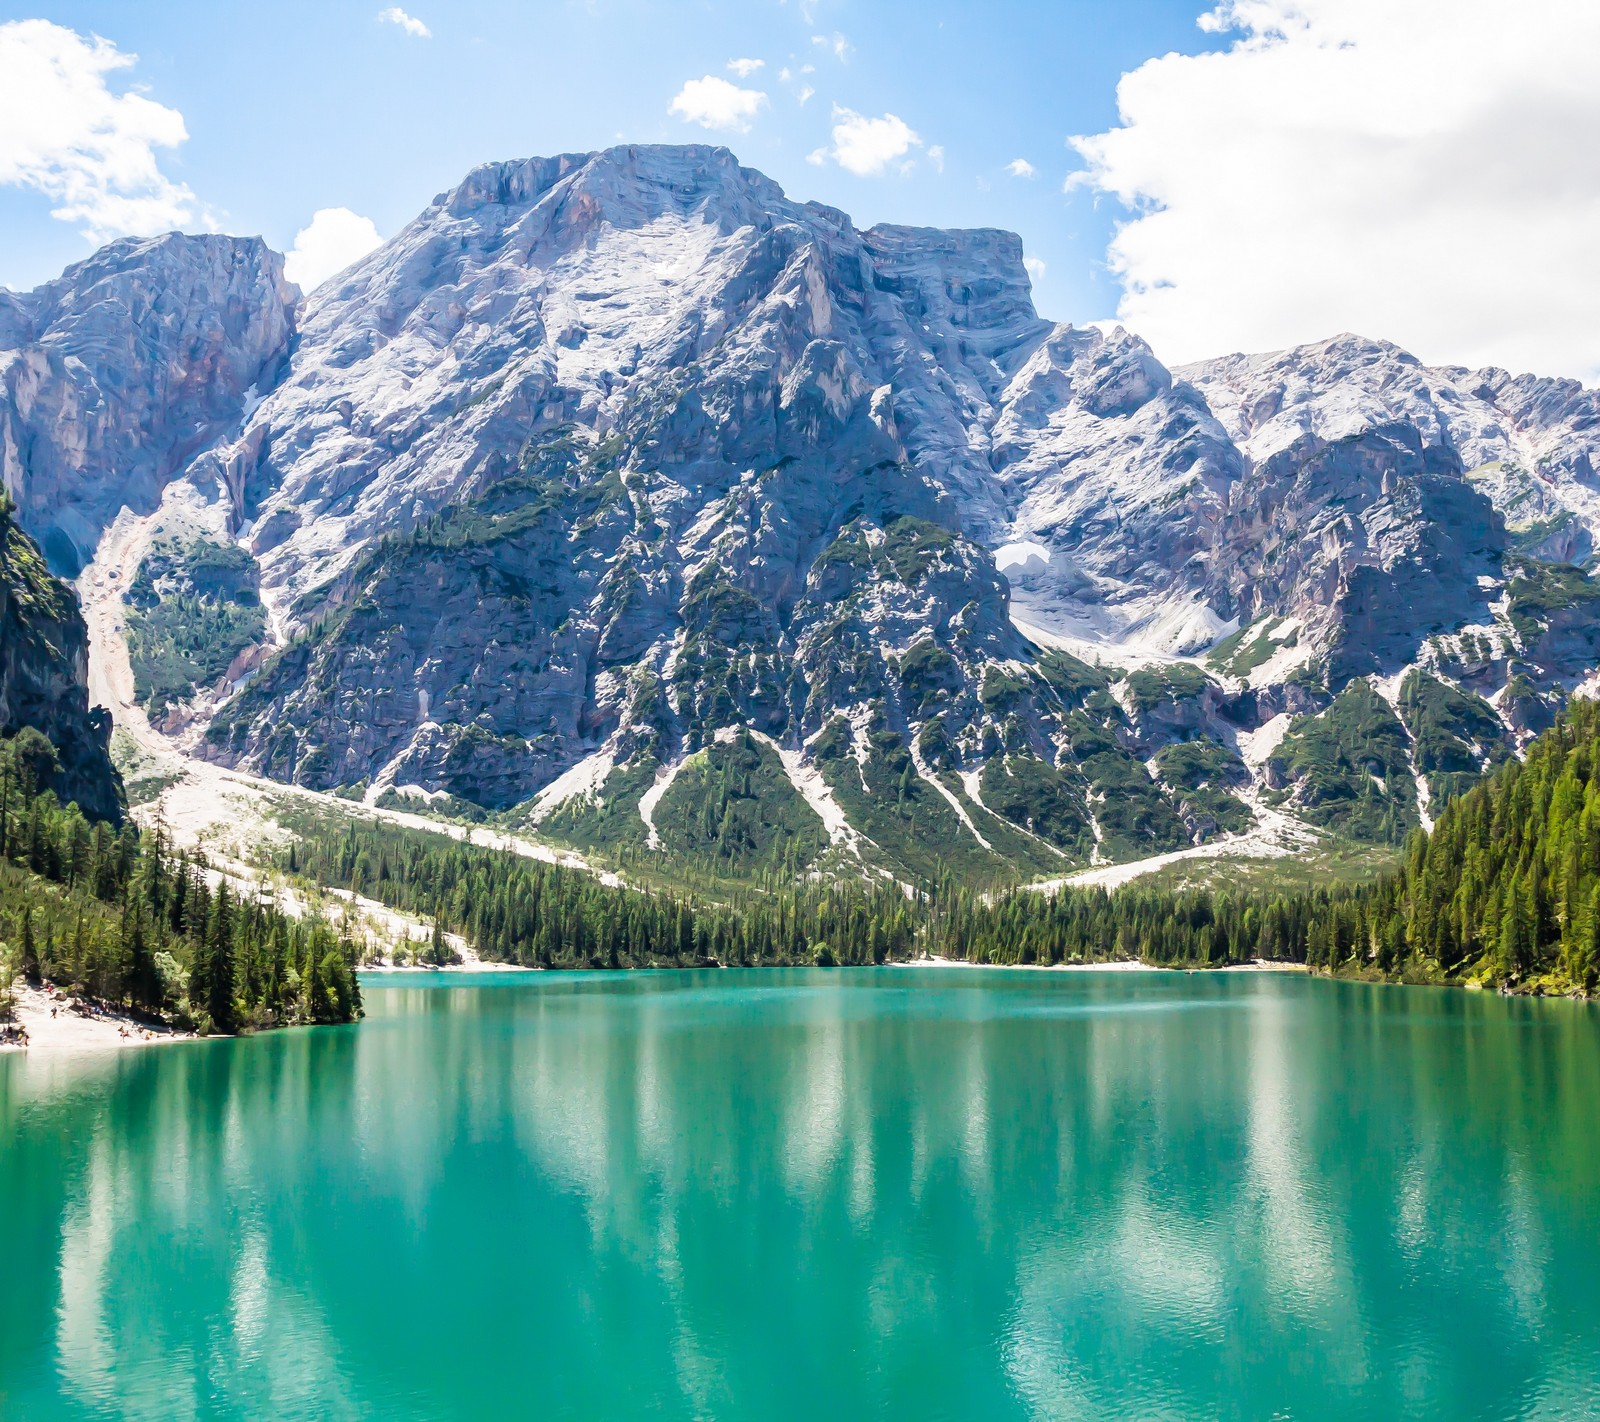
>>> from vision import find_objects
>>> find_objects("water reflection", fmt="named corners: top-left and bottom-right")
top-left (3, 970), bottom-right (1600, 1420)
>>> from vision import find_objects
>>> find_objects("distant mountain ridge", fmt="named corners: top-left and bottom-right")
top-left (5, 143), bottom-right (1600, 881)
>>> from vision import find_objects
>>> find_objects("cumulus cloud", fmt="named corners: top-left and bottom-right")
top-left (727, 57), bottom-right (764, 78)
top-left (1070, 0), bottom-right (1600, 379)
top-left (0, 19), bottom-right (200, 245)
top-left (1024, 256), bottom-right (1047, 282)
top-left (1006, 158), bottom-right (1036, 179)
top-left (808, 107), bottom-right (923, 177)
top-left (377, 7), bottom-right (431, 38)
top-left (811, 32), bottom-right (851, 62)
top-left (928, 145), bottom-right (945, 174)
top-left (284, 207), bottom-right (383, 292)
top-left (669, 75), bottom-right (767, 132)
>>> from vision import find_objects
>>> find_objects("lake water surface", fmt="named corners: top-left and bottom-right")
top-left (4, 968), bottom-right (1600, 1420)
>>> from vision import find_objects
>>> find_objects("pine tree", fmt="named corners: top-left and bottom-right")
top-left (205, 882), bottom-right (239, 1033)
top-left (20, 907), bottom-right (38, 983)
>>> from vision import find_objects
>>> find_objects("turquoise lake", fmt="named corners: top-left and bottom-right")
top-left (4, 968), bottom-right (1600, 1420)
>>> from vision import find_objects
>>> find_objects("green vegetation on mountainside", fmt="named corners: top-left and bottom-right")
top-left (651, 732), bottom-right (828, 875)
top-left (1267, 681), bottom-right (1418, 843)
top-left (1064, 713), bottom-right (1190, 856)
top-left (1125, 662), bottom-right (1212, 713)
top-left (541, 757), bottom-right (660, 855)
top-left (126, 538), bottom-right (265, 711)
top-left (1, 494), bottom-right (124, 822)
top-left (1154, 740), bottom-right (1253, 835)
top-left (1396, 671), bottom-right (1511, 806)
top-left (811, 712), bottom-right (1024, 884)
top-left (0, 499), bottom-right (73, 626)
top-left (1034, 649), bottom-right (1115, 706)
top-left (1504, 557), bottom-right (1600, 643)
top-left (815, 515), bottom-right (957, 589)
top-left (976, 753), bottom-right (1093, 856)
top-left (1207, 618), bottom-right (1297, 678)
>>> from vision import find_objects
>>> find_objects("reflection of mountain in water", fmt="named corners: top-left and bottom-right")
top-left (3, 971), bottom-right (1598, 1418)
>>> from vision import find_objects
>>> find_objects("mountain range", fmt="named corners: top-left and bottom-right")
top-left (5, 142), bottom-right (1600, 885)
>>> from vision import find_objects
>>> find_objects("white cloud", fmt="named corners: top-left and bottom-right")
top-left (727, 57), bottom-right (764, 78)
top-left (1070, 0), bottom-right (1600, 379)
top-left (284, 207), bottom-right (383, 292)
top-left (811, 32), bottom-right (851, 61)
top-left (797, 85), bottom-right (815, 106)
top-left (669, 75), bottom-right (768, 132)
top-left (778, 66), bottom-right (792, 83)
top-left (0, 20), bottom-right (201, 245)
top-left (809, 107), bottom-right (923, 177)
top-left (1006, 158), bottom-right (1036, 179)
top-left (377, 7), bottom-right (431, 38)
top-left (928, 145), bottom-right (945, 174)
top-left (1024, 256), bottom-right (1047, 282)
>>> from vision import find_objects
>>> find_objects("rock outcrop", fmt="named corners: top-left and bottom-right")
top-left (0, 233), bottom-right (296, 574)
top-left (0, 497), bottom-right (121, 820)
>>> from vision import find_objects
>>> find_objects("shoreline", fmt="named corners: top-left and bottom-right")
top-left (891, 956), bottom-right (1309, 974)
top-left (891, 956), bottom-right (1160, 972)
top-left (360, 961), bottom-right (538, 975)
top-left (1, 983), bottom-right (194, 1053)
top-left (364, 956), bottom-right (1311, 977)
top-left (1, 958), bottom-right (1316, 1053)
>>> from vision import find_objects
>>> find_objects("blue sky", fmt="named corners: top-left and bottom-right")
top-left (3, 1), bottom-right (1598, 378)
top-left (0, 0), bottom-right (1224, 325)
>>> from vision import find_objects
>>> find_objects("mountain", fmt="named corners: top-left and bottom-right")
top-left (0, 232), bottom-right (295, 574)
top-left (5, 143), bottom-right (1600, 884)
top-left (0, 495), bottom-right (121, 820)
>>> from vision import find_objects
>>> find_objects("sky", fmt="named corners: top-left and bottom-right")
top-left (2, 0), bottom-right (1598, 381)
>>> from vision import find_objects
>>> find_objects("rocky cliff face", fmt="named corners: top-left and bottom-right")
top-left (202, 147), bottom-right (1070, 852)
top-left (0, 233), bottom-right (296, 574)
top-left (10, 145), bottom-right (1600, 878)
top-left (0, 498), bottom-right (121, 820)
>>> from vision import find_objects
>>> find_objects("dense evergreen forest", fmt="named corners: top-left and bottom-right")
top-left (287, 817), bottom-right (1328, 973)
top-left (12, 687), bottom-right (1598, 1040)
top-left (0, 729), bottom-right (362, 1035)
top-left (290, 700), bottom-right (1600, 996)
top-left (286, 824), bottom-right (923, 969)
top-left (1308, 696), bottom-right (1600, 992)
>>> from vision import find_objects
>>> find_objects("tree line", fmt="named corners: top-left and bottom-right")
top-left (286, 813), bottom-right (1317, 973)
top-left (14, 690), bottom-right (1594, 1029)
top-left (1292, 696), bottom-right (1600, 992)
top-left (285, 822), bottom-right (921, 969)
top-left (288, 700), bottom-right (1600, 996)
top-left (0, 728), bottom-right (361, 1034)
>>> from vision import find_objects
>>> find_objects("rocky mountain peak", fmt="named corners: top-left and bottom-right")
top-left (438, 144), bottom-right (791, 226)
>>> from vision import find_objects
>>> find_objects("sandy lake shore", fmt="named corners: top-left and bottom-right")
top-left (360, 961), bottom-right (537, 975)
top-left (1, 982), bottom-right (194, 1052)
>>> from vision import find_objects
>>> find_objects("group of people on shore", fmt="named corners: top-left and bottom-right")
top-left (1, 979), bottom-right (171, 1048)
